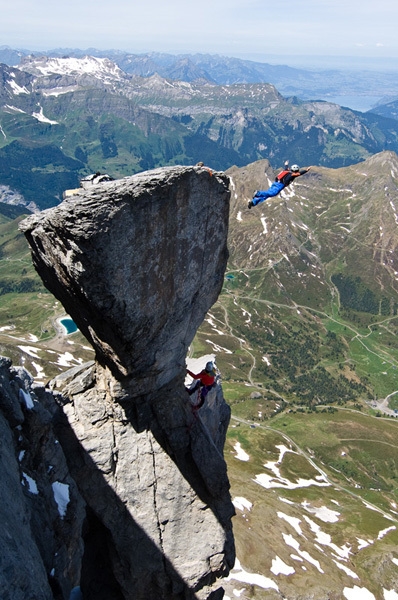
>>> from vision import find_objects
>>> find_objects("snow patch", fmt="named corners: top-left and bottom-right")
top-left (18, 345), bottom-right (41, 358)
top-left (225, 558), bottom-right (279, 592)
top-left (42, 86), bottom-right (78, 97)
top-left (377, 526), bottom-right (396, 540)
top-left (31, 56), bottom-right (123, 79)
top-left (278, 512), bottom-right (302, 535)
top-left (4, 104), bottom-right (26, 113)
top-left (254, 444), bottom-right (329, 490)
top-left (279, 496), bottom-right (294, 505)
top-left (306, 514), bottom-right (352, 560)
top-left (8, 79), bottom-right (29, 94)
top-left (186, 354), bottom-right (215, 375)
top-left (343, 586), bottom-right (376, 600)
top-left (333, 559), bottom-right (358, 579)
top-left (301, 502), bottom-right (340, 523)
top-left (282, 533), bottom-right (324, 573)
top-left (205, 339), bottom-right (233, 354)
top-left (22, 472), bottom-right (38, 494)
top-left (233, 497), bottom-right (253, 512)
top-left (31, 361), bottom-right (46, 380)
top-left (56, 352), bottom-right (83, 367)
top-left (357, 538), bottom-right (373, 550)
top-left (270, 556), bottom-right (295, 576)
top-left (205, 318), bottom-right (225, 335)
top-left (19, 389), bottom-right (34, 409)
top-left (233, 442), bottom-right (250, 462)
top-left (32, 106), bottom-right (59, 125)
top-left (52, 481), bottom-right (70, 518)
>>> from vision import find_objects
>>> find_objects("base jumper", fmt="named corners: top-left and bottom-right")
top-left (248, 162), bottom-right (311, 209)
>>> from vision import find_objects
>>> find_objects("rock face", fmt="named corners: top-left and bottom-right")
top-left (21, 165), bottom-right (229, 389)
top-left (0, 357), bottom-right (86, 600)
top-left (16, 165), bottom-right (235, 599)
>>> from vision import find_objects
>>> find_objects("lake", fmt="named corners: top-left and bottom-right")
top-left (59, 317), bottom-right (78, 335)
top-left (320, 95), bottom-right (384, 112)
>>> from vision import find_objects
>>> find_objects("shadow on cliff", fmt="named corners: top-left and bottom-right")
top-left (121, 372), bottom-right (234, 510)
top-left (50, 370), bottom-right (233, 600)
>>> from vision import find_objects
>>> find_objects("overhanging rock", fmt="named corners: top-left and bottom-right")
top-left (20, 165), bottom-right (235, 600)
top-left (20, 165), bottom-right (230, 391)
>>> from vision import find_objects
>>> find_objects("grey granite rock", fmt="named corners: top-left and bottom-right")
top-left (17, 165), bottom-right (235, 599)
top-left (0, 360), bottom-right (85, 600)
top-left (21, 165), bottom-right (230, 390)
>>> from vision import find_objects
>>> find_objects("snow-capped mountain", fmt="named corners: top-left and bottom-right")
top-left (21, 55), bottom-right (124, 78)
top-left (17, 55), bottom-right (129, 96)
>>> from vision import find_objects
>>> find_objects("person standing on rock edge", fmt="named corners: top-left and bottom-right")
top-left (186, 361), bottom-right (217, 408)
top-left (248, 161), bottom-right (312, 209)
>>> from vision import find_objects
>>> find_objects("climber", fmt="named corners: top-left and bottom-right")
top-left (186, 361), bottom-right (217, 408)
top-left (248, 161), bottom-right (311, 209)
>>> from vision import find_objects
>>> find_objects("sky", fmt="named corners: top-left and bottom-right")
top-left (1, 0), bottom-right (397, 67)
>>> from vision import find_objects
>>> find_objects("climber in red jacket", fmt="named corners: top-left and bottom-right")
top-left (186, 361), bottom-right (216, 408)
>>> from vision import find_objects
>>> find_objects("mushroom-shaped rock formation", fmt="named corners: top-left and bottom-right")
top-left (20, 165), bottom-right (235, 600)
top-left (21, 165), bottom-right (230, 391)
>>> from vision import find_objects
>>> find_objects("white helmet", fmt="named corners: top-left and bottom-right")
top-left (291, 164), bottom-right (300, 172)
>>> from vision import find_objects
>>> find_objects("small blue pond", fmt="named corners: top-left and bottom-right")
top-left (59, 317), bottom-right (78, 335)
top-left (225, 274), bottom-right (235, 280)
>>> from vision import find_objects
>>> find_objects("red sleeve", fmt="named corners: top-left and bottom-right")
top-left (187, 370), bottom-right (201, 379)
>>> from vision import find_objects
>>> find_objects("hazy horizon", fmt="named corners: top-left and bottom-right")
top-left (2, 0), bottom-right (397, 70)
top-left (2, 44), bottom-right (398, 75)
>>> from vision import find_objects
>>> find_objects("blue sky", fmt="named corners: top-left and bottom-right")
top-left (1, 0), bottom-right (396, 65)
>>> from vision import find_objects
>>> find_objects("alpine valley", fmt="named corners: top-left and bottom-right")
top-left (1, 50), bottom-right (398, 600)
top-left (2, 52), bottom-right (398, 210)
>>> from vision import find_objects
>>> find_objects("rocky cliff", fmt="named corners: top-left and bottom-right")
top-left (0, 164), bottom-right (234, 599)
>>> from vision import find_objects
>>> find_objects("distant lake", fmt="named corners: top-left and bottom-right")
top-left (59, 317), bottom-right (78, 335)
top-left (321, 95), bottom-right (384, 112)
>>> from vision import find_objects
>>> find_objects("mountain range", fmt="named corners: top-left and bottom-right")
top-left (3, 46), bottom-right (398, 101)
top-left (2, 52), bottom-right (398, 210)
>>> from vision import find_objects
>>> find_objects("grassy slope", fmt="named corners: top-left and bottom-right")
top-left (192, 154), bottom-right (398, 409)
top-left (191, 153), bottom-right (398, 597)
top-left (224, 415), bottom-right (398, 599)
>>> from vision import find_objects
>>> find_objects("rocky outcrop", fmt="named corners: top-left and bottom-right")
top-left (16, 165), bottom-right (234, 599)
top-left (21, 165), bottom-right (229, 389)
top-left (0, 357), bottom-right (85, 600)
